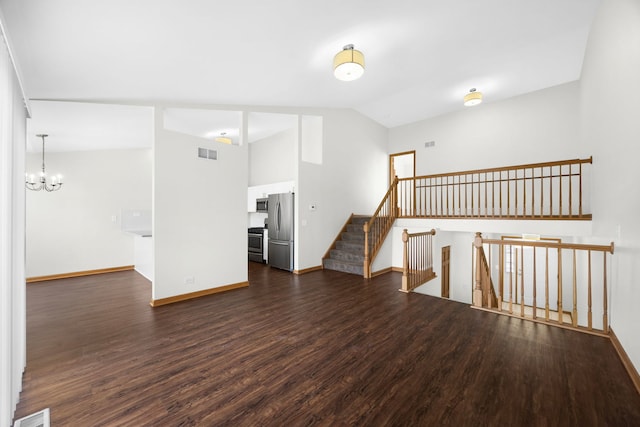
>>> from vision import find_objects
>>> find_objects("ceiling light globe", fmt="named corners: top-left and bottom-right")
top-left (333, 45), bottom-right (365, 81)
top-left (463, 90), bottom-right (483, 107)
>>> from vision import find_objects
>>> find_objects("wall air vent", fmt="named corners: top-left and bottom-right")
top-left (13, 408), bottom-right (50, 427)
top-left (198, 148), bottom-right (217, 160)
top-left (424, 141), bottom-right (435, 148)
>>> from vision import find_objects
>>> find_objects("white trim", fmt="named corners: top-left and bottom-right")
top-left (0, 9), bottom-right (30, 117)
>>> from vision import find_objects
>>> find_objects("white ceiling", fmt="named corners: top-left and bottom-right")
top-left (26, 101), bottom-right (154, 152)
top-left (2, 0), bottom-right (600, 151)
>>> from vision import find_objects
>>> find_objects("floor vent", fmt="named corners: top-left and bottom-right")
top-left (13, 408), bottom-right (50, 427)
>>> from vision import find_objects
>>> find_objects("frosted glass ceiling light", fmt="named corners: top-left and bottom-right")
top-left (25, 134), bottom-right (63, 192)
top-left (215, 132), bottom-right (232, 144)
top-left (464, 88), bottom-right (483, 106)
top-left (333, 44), bottom-right (365, 81)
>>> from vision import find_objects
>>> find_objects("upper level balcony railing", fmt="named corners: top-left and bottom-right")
top-left (396, 157), bottom-right (592, 220)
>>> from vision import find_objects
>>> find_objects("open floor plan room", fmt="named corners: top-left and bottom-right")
top-left (14, 265), bottom-right (640, 426)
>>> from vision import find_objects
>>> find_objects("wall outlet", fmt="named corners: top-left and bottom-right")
top-left (184, 276), bottom-right (195, 285)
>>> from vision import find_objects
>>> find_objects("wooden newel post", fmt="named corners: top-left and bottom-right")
top-left (473, 232), bottom-right (484, 307)
top-left (363, 222), bottom-right (370, 279)
top-left (401, 229), bottom-right (409, 292)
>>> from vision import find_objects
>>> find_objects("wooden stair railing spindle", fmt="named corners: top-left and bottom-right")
top-left (603, 251), bottom-right (609, 333)
top-left (572, 249), bottom-right (578, 327)
top-left (516, 246), bottom-right (524, 317)
top-left (587, 251), bottom-right (593, 330)
top-left (545, 247), bottom-right (550, 321)
top-left (558, 248), bottom-right (563, 324)
top-left (532, 247), bottom-right (537, 320)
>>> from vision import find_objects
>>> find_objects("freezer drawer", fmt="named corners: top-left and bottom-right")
top-left (268, 239), bottom-right (293, 271)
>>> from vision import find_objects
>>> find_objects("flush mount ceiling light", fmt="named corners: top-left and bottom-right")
top-left (333, 44), bottom-right (365, 81)
top-left (215, 132), bottom-right (232, 144)
top-left (25, 134), bottom-right (63, 192)
top-left (464, 88), bottom-right (483, 107)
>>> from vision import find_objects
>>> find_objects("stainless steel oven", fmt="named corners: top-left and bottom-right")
top-left (248, 227), bottom-right (264, 263)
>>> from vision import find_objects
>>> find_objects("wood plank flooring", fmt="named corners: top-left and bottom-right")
top-left (14, 263), bottom-right (640, 426)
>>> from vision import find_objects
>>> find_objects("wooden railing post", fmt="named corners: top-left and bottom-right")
top-left (401, 229), bottom-right (409, 292)
top-left (363, 221), bottom-right (370, 279)
top-left (473, 232), bottom-right (484, 307)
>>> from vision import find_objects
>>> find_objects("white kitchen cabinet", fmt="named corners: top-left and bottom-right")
top-left (247, 181), bottom-right (295, 212)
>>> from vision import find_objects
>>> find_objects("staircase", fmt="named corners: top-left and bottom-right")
top-left (322, 215), bottom-right (370, 275)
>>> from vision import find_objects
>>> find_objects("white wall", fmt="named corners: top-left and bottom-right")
top-left (153, 111), bottom-right (248, 301)
top-left (25, 149), bottom-right (152, 277)
top-left (297, 108), bottom-right (388, 270)
top-left (249, 127), bottom-right (296, 186)
top-left (0, 31), bottom-right (26, 427)
top-left (389, 81), bottom-right (584, 175)
top-left (580, 0), bottom-right (640, 371)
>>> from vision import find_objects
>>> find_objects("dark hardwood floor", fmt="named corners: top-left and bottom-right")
top-left (14, 263), bottom-right (640, 426)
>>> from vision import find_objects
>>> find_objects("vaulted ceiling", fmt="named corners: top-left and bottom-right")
top-left (1, 0), bottom-right (600, 149)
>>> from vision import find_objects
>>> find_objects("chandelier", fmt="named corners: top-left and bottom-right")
top-left (25, 134), bottom-right (63, 192)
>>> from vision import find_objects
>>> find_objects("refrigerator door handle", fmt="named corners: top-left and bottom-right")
top-left (277, 201), bottom-right (281, 232)
top-left (270, 240), bottom-right (288, 246)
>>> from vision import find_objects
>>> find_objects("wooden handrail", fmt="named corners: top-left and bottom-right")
top-left (401, 228), bottom-right (437, 293)
top-left (472, 232), bottom-right (614, 335)
top-left (481, 238), bottom-right (614, 254)
top-left (363, 177), bottom-right (398, 278)
top-left (397, 157), bottom-right (593, 220)
top-left (408, 157), bottom-right (592, 180)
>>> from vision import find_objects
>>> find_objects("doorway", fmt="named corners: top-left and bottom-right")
top-left (500, 235), bottom-right (561, 311)
top-left (389, 151), bottom-right (416, 215)
top-left (389, 151), bottom-right (415, 184)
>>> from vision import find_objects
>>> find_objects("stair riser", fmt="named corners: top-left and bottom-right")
top-left (346, 224), bottom-right (365, 233)
top-left (342, 232), bottom-right (364, 242)
top-left (351, 216), bottom-right (371, 225)
top-left (323, 259), bottom-right (364, 276)
top-left (330, 249), bottom-right (364, 263)
top-left (336, 241), bottom-right (364, 252)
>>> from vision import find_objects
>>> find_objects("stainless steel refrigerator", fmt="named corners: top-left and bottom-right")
top-left (267, 192), bottom-right (294, 271)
